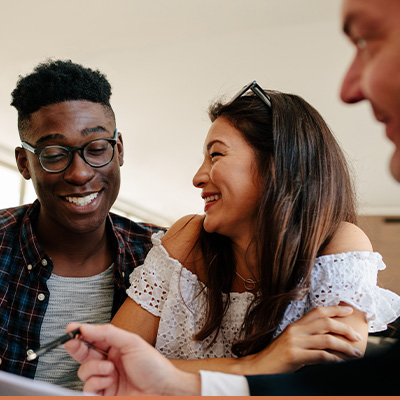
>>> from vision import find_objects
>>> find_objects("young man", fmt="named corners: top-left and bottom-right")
top-left (0, 60), bottom-right (162, 390)
top-left (65, 0), bottom-right (400, 395)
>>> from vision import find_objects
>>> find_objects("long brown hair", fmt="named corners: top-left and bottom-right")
top-left (193, 90), bottom-right (357, 357)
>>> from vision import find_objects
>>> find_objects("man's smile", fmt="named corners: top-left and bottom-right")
top-left (64, 191), bottom-right (100, 206)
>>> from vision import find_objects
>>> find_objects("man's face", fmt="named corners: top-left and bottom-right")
top-left (341, 0), bottom-right (400, 181)
top-left (15, 100), bottom-right (124, 235)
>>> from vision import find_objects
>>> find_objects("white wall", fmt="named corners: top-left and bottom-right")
top-left (2, 0), bottom-right (400, 225)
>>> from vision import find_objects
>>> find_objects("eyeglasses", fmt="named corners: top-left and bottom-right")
top-left (22, 129), bottom-right (118, 173)
top-left (230, 81), bottom-right (272, 109)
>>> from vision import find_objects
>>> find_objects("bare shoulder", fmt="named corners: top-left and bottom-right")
top-left (161, 214), bottom-right (204, 267)
top-left (321, 222), bottom-right (373, 255)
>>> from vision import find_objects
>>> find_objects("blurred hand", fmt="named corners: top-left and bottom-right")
top-left (65, 322), bottom-right (201, 396)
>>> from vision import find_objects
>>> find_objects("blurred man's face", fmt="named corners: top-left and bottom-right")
top-left (341, 0), bottom-right (400, 181)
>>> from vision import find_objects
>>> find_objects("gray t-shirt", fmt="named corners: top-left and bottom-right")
top-left (34, 265), bottom-right (114, 390)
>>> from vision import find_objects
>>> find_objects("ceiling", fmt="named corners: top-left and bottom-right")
top-left (3, 1), bottom-right (339, 57)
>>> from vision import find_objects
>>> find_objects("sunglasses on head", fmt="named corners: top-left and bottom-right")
top-left (230, 81), bottom-right (272, 109)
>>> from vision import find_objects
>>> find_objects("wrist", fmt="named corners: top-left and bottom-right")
top-left (232, 354), bottom-right (255, 375)
top-left (165, 371), bottom-right (201, 396)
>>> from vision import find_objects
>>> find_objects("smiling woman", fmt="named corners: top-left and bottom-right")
top-left (111, 83), bottom-right (400, 376)
top-left (192, 117), bottom-right (261, 241)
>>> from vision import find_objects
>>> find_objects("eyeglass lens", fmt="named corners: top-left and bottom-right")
top-left (40, 139), bottom-right (114, 172)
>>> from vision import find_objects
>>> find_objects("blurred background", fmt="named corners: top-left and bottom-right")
top-left (2, 0), bottom-right (400, 293)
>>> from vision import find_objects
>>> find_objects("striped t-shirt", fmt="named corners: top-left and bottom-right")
top-left (34, 265), bottom-right (114, 390)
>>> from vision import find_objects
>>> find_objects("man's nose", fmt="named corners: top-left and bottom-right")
top-left (340, 55), bottom-right (365, 104)
top-left (63, 151), bottom-right (95, 185)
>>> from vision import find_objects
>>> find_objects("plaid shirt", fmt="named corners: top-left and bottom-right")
top-left (0, 200), bottom-right (163, 378)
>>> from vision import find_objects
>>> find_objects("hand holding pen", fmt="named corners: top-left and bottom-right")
top-left (26, 327), bottom-right (108, 361)
top-left (64, 322), bottom-right (199, 396)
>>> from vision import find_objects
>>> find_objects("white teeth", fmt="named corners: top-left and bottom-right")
top-left (204, 194), bottom-right (221, 203)
top-left (66, 192), bottom-right (99, 206)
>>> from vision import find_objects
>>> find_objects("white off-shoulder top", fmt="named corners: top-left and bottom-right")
top-left (126, 231), bottom-right (400, 359)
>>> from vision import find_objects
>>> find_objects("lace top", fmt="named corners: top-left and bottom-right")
top-left (126, 231), bottom-right (400, 359)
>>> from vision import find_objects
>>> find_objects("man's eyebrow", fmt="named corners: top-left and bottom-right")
top-left (81, 126), bottom-right (108, 135)
top-left (34, 126), bottom-right (109, 146)
top-left (35, 133), bottom-right (65, 146)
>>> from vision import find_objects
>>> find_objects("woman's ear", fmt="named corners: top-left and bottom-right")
top-left (15, 147), bottom-right (32, 180)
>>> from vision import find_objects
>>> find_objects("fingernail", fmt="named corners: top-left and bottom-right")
top-left (342, 306), bottom-right (353, 313)
top-left (354, 348), bottom-right (362, 357)
top-left (355, 332), bottom-right (363, 341)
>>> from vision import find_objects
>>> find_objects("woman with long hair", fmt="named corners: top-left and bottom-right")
top-left (112, 82), bottom-right (400, 374)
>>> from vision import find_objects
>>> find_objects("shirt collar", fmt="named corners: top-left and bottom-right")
top-left (19, 201), bottom-right (124, 279)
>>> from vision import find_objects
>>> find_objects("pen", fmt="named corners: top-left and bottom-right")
top-left (26, 328), bottom-right (108, 361)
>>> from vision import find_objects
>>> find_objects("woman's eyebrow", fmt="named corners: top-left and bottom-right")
top-left (206, 139), bottom-right (227, 151)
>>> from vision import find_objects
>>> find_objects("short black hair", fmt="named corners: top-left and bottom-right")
top-left (11, 59), bottom-right (114, 135)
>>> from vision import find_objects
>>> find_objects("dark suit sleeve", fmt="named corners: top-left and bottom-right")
top-left (246, 340), bottom-right (399, 396)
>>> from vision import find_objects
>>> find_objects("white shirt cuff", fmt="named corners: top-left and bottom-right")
top-left (200, 370), bottom-right (250, 396)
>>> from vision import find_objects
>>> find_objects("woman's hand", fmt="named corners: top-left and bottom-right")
top-left (240, 305), bottom-right (365, 375)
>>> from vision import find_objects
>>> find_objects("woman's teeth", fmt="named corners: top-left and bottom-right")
top-left (205, 194), bottom-right (221, 203)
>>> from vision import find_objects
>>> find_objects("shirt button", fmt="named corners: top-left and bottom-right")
top-left (27, 264), bottom-right (33, 271)
top-left (122, 272), bottom-right (125, 278)
top-left (41, 259), bottom-right (48, 266)
top-left (38, 293), bottom-right (45, 301)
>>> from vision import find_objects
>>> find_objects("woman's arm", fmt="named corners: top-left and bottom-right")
top-left (111, 297), bottom-right (160, 346)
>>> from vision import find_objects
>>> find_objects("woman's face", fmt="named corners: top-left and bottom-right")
top-left (193, 117), bottom-right (262, 242)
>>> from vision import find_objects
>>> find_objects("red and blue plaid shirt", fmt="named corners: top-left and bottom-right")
top-left (0, 200), bottom-right (163, 378)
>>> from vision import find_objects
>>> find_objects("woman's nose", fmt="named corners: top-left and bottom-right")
top-left (192, 160), bottom-right (209, 188)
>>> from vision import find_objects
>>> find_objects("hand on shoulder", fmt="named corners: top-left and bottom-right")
top-left (322, 222), bottom-right (373, 255)
top-left (161, 214), bottom-right (204, 269)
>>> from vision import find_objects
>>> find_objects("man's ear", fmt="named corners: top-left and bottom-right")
top-left (15, 147), bottom-right (32, 180)
top-left (117, 132), bottom-right (124, 167)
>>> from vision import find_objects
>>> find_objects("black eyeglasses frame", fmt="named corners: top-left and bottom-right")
top-left (21, 129), bottom-right (119, 173)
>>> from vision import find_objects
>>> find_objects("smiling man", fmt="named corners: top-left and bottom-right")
top-left (0, 60), bottom-right (162, 390)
